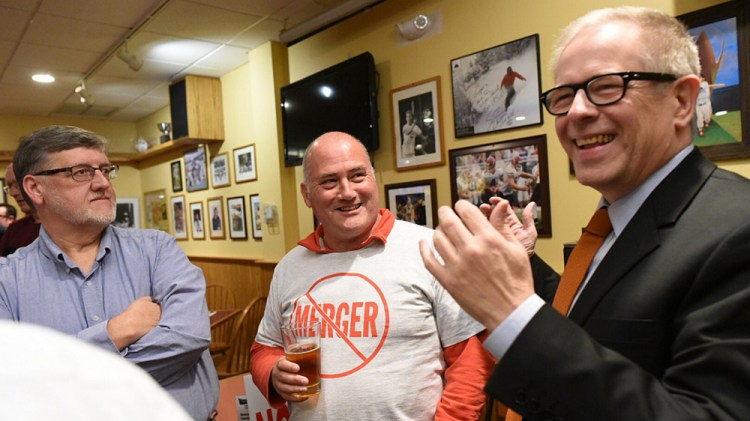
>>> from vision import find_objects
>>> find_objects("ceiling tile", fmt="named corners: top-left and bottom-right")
top-left (1, 65), bottom-right (83, 87)
top-left (13, 43), bottom-right (101, 73)
top-left (188, 45), bottom-right (249, 74)
top-left (38, 0), bottom-right (163, 27)
top-left (0, 0), bottom-right (37, 12)
top-left (0, 0), bottom-right (386, 121)
top-left (146, 0), bottom-right (262, 45)
top-left (188, 0), bottom-right (295, 17)
top-left (0, 99), bottom-right (59, 117)
top-left (0, 40), bottom-right (16, 64)
top-left (228, 18), bottom-right (286, 48)
top-left (0, 6), bottom-right (32, 42)
top-left (23, 13), bottom-right (125, 53)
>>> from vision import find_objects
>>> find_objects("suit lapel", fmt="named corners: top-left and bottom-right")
top-left (568, 149), bottom-right (716, 323)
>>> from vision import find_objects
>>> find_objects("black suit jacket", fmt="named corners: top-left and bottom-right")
top-left (487, 149), bottom-right (750, 420)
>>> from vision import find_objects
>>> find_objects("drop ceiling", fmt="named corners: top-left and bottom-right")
top-left (0, 0), bottom-right (381, 121)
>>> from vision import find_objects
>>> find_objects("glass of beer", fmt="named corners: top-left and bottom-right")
top-left (281, 321), bottom-right (321, 397)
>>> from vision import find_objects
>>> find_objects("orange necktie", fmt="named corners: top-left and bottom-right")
top-left (551, 207), bottom-right (612, 315)
top-left (505, 208), bottom-right (612, 421)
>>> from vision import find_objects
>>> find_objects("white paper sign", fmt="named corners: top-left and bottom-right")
top-left (243, 375), bottom-right (290, 421)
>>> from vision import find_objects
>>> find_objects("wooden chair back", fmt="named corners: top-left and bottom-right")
top-left (216, 296), bottom-right (267, 379)
top-left (210, 310), bottom-right (242, 357)
top-left (205, 284), bottom-right (236, 312)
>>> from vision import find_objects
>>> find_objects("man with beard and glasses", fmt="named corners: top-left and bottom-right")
top-left (0, 125), bottom-right (219, 420)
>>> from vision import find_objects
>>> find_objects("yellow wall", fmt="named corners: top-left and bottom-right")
top-left (0, 0), bottom-right (745, 272)
top-left (0, 115), bottom-right (136, 152)
top-left (134, 42), bottom-right (293, 262)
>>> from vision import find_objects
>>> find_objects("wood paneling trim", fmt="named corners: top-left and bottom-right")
top-left (189, 255), bottom-right (276, 309)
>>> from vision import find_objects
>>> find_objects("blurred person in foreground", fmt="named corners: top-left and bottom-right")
top-left (0, 125), bottom-right (219, 420)
top-left (251, 131), bottom-right (494, 420)
top-left (0, 320), bottom-right (192, 421)
top-left (0, 163), bottom-right (40, 255)
top-left (420, 7), bottom-right (750, 420)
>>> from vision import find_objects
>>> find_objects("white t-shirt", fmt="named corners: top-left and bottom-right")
top-left (255, 220), bottom-right (483, 420)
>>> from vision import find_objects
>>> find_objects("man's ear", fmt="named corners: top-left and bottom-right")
top-left (300, 183), bottom-right (312, 208)
top-left (22, 175), bottom-right (45, 207)
top-left (673, 75), bottom-right (700, 131)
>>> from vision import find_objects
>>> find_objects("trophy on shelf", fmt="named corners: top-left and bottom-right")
top-left (158, 122), bottom-right (171, 144)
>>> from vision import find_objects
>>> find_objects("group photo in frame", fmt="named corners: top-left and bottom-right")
top-left (449, 134), bottom-right (551, 237)
top-left (249, 194), bottom-right (262, 240)
top-left (143, 189), bottom-right (168, 232)
top-left (226, 196), bottom-right (247, 239)
top-left (451, 34), bottom-right (543, 137)
top-left (114, 197), bottom-right (140, 229)
top-left (678, 0), bottom-right (749, 160)
top-left (170, 160), bottom-right (183, 193)
top-left (170, 195), bottom-right (187, 240)
top-left (233, 144), bottom-right (257, 183)
top-left (390, 76), bottom-right (445, 171)
top-left (184, 146), bottom-right (208, 192)
top-left (189, 201), bottom-right (205, 240)
top-left (207, 196), bottom-right (225, 239)
top-left (384, 179), bottom-right (438, 229)
top-left (210, 152), bottom-right (230, 188)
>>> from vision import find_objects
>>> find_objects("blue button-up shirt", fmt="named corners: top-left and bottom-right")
top-left (0, 225), bottom-right (219, 420)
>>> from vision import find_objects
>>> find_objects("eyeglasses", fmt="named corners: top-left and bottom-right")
top-left (33, 164), bottom-right (120, 182)
top-left (2, 181), bottom-right (18, 194)
top-left (540, 71), bottom-right (678, 116)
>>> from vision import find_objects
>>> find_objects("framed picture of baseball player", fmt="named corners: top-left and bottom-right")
top-left (390, 76), bottom-right (445, 171)
top-left (678, 1), bottom-right (750, 160)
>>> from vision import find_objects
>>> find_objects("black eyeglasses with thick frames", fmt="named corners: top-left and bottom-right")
top-left (33, 164), bottom-right (120, 182)
top-left (540, 71), bottom-right (678, 116)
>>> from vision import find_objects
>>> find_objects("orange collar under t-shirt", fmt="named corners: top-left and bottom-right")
top-left (297, 209), bottom-right (395, 254)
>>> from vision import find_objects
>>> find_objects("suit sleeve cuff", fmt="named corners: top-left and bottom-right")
top-left (483, 294), bottom-right (545, 359)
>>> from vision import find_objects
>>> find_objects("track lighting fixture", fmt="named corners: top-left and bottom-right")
top-left (74, 81), bottom-right (94, 105)
top-left (116, 41), bottom-right (143, 72)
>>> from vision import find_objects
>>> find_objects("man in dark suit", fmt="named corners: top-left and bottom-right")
top-left (420, 6), bottom-right (750, 420)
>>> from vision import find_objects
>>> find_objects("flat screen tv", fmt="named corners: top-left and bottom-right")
top-left (281, 52), bottom-right (379, 167)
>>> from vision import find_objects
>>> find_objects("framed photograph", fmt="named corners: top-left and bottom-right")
top-left (249, 194), bottom-right (262, 240)
top-left (184, 146), bottom-right (208, 192)
top-left (390, 76), bottom-right (446, 171)
top-left (207, 196), bottom-right (225, 239)
top-left (451, 34), bottom-right (543, 138)
top-left (210, 152), bottom-right (231, 188)
top-left (170, 160), bottom-right (183, 193)
top-left (226, 196), bottom-right (247, 239)
top-left (449, 134), bottom-right (551, 237)
top-left (233, 144), bottom-right (257, 183)
top-left (114, 197), bottom-right (140, 229)
top-left (678, 1), bottom-right (750, 160)
top-left (384, 179), bottom-right (438, 229)
top-left (189, 201), bottom-right (206, 240)
top-left (143, 189), bottom-right (169, 232)
top-left (170, 195), bottom-right (188, 240)
top-left (0, 178), bottom-right (5, 202)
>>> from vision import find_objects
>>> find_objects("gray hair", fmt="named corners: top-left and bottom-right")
top-left (13, 125), bottom-right (109, 208)
top-left (550, 7), bottom-right (700, 77)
